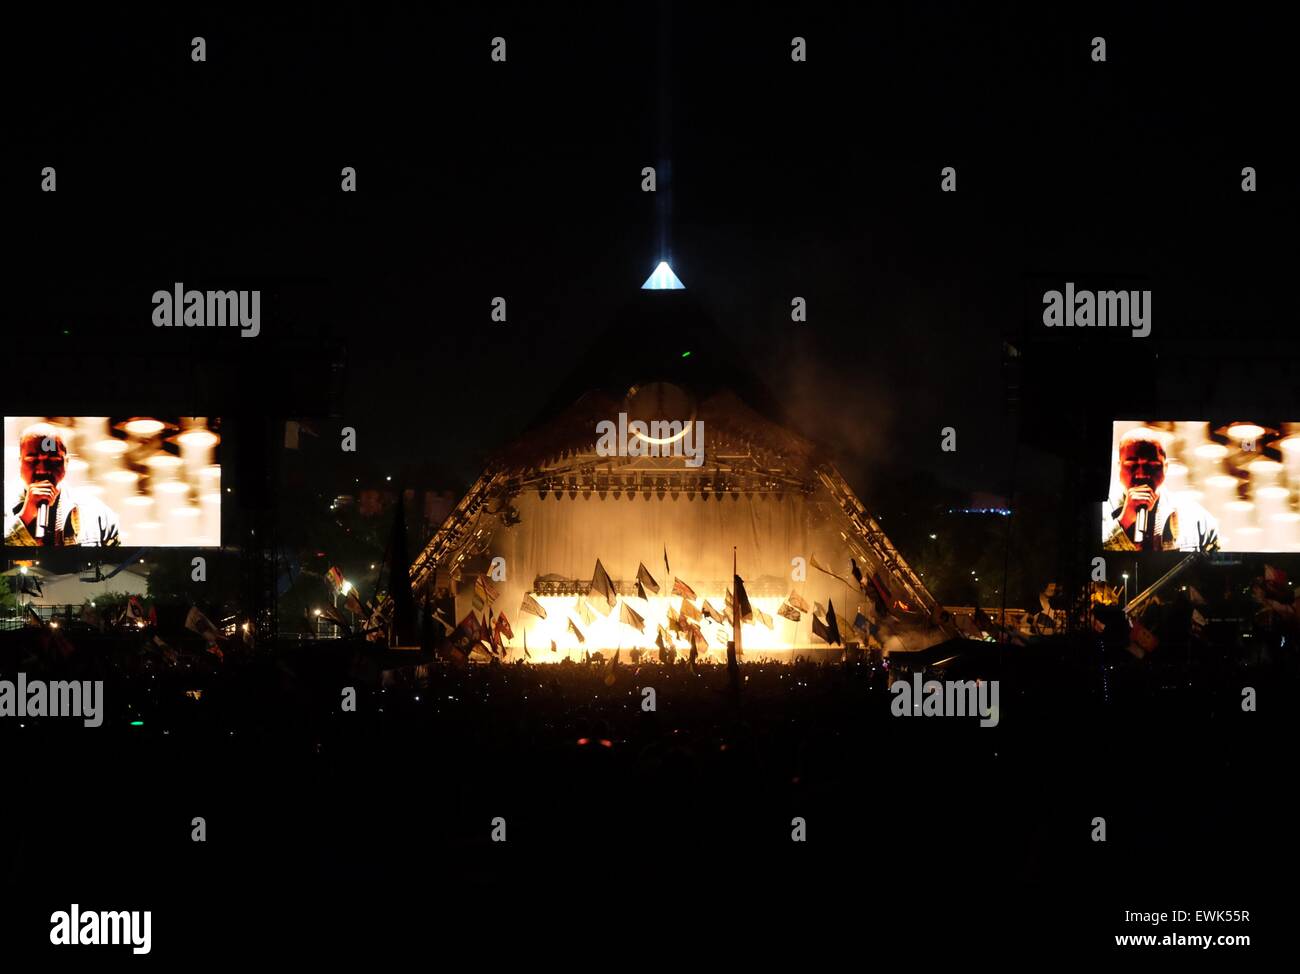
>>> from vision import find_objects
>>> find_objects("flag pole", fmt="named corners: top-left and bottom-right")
top-left (732, 546), bottom-right (739, 658)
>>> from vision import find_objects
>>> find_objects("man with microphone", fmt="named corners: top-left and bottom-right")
top-left (1102, 428), bottom-right (1219, 552)
top-left (4, 423), bottom-right (121, 547)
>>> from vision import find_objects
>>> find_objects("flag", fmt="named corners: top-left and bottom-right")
top-left (814, 602), bottom-right (827, 621)
top-left (636, 577), bottom-right (648, 601)
top-left (753, 606), bottom-right (774, 629)
top-left (185, 606), bottom-right (220, 643)
top-left (778, 601), bottom-right (801, 622)
top-left (826, 599), bottom-right (843, 646)
top-left (551, 640), bottom-right (558, 654)
top-left (1187, 585), bottom-right (1207, 606)
top-left (810, 554), bottom-right (852, 587)
top-left (520, 593), bottom-right (547, 620)
top-left (672, 577), bottom-right (697, 601)
top-left (702, 600), bottom-right (725, 624)
top-left (787, 592), bottom-right (811, 613)
top-left (345, 590), bottom-right (364, 616)
top-left (25, 604), bottom-right (45, 627)
top-left (326, 566), bottom-right (345, 592)
top-left (1130, 619), bottom-right (1159, 653)
top-left (619, 601), bottom-right (646, 633)
top-left (656, 625), bottom-right (670, 653)
top-left (448, 612), bottom-right (484, 655)
top-left (679, 599), bottom-right (702, 622)
top-left (868, 572), bottom-right (892, 606)
top-left (575, 597), bottom-right (596, 626)
top-left (492, 612), bottom-right (514, 649)
top-left (667, 605), bottom-right (682, 633)
top-left (853, 611), bottom-right (869, 635)
top-left (733, 575), bottom-right (753, 623)
top-left (153, 635), bottom-right (177, 664)
top-left (811, 613), bottom-right (832, 644)
top-left (16, 573), bottom-right (43, 597)
top-left (589, 559), bottom-right (617, 609)
top-left (664, 546), bottom-right (671, 576)
top-left (567, 617), bottom-right (587, 644)
top-left (474, 575), bottom-right (499, 612)
top-left (850, 557), bottom-right (865, 588)
top-left (687, 623), bottom-right (708, 654)
top-left (636, 562), bottom-right (660, 596)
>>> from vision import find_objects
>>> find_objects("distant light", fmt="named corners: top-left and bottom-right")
top-left (386, 476), bottom-right (392, 482)
top-left (130, 720), bottom-right (144, 727)
top-left (314, 609), bottom-right (322, 616)
top-left (176, 428), bottom-right (219, 449)
top-left (641, 261), bottom-right (685, 290)
top-left (1226, 423), bottom-right (1265, 441)
top-left (681, 351), bottom-right (692, 358)
top-left (124, 418), bottom-right (166, 436)
top-left (929, 533), bottom-right (937, 539)
top-left (92, 438), bottom-right (129, 456)
top-left (19, 566), bottom-right (27, 575)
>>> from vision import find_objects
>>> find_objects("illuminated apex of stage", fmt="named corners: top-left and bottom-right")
top-left (641, 261), bottom-right (685, 290)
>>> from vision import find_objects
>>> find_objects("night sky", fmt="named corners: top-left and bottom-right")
top-left (9, 3), bottom-right (1295, 503)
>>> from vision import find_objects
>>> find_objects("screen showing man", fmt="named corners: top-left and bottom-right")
top-left (1103, 421), bottom-right (1300, 552)
top-left (4, 416), bottom-right (222, 548)
top-left (1102, 427), bottom-right (1219, 552)
top-left (5, 423), bottom-right (120, 546)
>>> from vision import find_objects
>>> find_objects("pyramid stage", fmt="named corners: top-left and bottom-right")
top-left (407, 292), bottom-right (955, 661)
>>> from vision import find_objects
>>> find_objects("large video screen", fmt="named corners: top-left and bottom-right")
top-left (1102, 420), bottom-right (1300, 553)
top-left (4, 416), bottom-right (221, 547)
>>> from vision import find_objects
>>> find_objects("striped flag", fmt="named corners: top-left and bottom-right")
top-left (520, 593), bottom-right (547, 620)
top-left (672, 577), bottom-right (697, 601)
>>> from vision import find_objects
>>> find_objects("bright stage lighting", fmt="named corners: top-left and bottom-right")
top-left (641, 261), bottom-right (685, 290)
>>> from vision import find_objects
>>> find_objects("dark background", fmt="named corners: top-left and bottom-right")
top-left (5, 1), bottom-right (1296, 960)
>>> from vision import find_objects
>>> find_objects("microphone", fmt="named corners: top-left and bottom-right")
top-left (31, 478), bottom-right (53, 542)
top-left (1133, 505), bottom-right (1148, 545)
